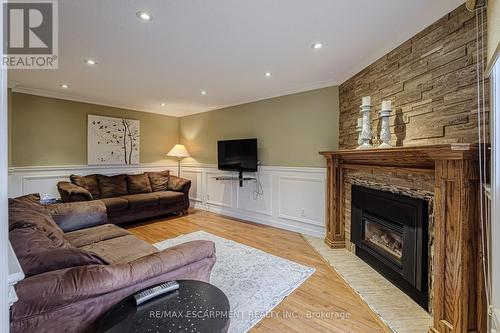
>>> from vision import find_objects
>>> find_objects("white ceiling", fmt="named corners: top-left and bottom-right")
top-left (9, 0), bottom-right (464, 117)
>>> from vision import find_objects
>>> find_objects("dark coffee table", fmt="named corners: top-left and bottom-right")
top-left (97, 280), bottom-right (230, 333)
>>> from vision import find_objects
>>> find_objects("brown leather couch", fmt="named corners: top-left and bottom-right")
top-left (9, 194), bottom-right (216, 333)
top-left (57, 171), bottom-right (191, 224)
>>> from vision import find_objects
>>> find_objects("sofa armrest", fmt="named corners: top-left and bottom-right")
top-left (57, 181), bottom-right (92, 203)
top-left (45, 200), bottom-right (108, 232)
top-left (167, 175), bottom-right (191, 193)
top-left (127, 240), bottom-right (215, 281)
top-left (11, 240), bottom-right (216, 317)
top-left (168, 176), bottom-right (191, 210)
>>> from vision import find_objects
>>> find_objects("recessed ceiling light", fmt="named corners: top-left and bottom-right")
top-left (85, 59), bottom-right (97, 65)
top-left (201, 91), bottom-right (207, 95)
top-left (312, 42), bottom-right (323, 49)
top-left (160, 103), bottom-right (166, 106)
top-left (60, 84), bottom-right (69, 89)
top-left (265, 72), bottom-right (272, 77)
top-left (136, 11), bottom-right (153, 21)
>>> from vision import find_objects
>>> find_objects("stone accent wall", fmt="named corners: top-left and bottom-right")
top-left (342, 170), bottom-right (435, 312)
top-left (339, 5), bottom-right (489, 149)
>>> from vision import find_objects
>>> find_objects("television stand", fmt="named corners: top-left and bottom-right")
top-left (214, 171), bottom-right (256, 187)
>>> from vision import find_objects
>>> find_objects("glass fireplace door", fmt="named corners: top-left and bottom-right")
top-left (362, 215), bottom-right (404, 266)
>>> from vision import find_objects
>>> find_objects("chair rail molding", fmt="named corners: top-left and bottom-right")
top-left (8, 163), bottom-right (327, 238)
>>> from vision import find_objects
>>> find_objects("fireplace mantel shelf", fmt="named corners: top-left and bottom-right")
top-left (320, 143), bottom-right (481, 169)
top-left (319, 143), bottom-right (486, 333)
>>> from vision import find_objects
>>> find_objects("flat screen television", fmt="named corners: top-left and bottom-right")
top-left (217, 139), bottom-right (258, 172)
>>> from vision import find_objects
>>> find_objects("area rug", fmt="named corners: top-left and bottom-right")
top-left (154, 231), bottom-right (315, 333)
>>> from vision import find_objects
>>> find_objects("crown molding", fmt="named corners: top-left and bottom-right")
top-left (9, 77), bottom-right (339, 118)
top-left (9, 85), bottom-right (184, 117)
top-left (174, 78), bottom-right (339, 117)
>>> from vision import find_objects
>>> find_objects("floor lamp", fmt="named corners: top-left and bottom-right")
top-left (167, 144), bottom-right (190, 176)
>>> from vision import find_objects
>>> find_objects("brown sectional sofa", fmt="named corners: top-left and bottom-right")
top-left (57, 170), bottom-right (191, 224)
top-left (9, 194), bottom-right (216, 333)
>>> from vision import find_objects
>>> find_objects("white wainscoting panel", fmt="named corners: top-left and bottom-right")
top-left (236, 173), bottom-right (272, 216)
top-left (22, 175), bottom-right (69, 199)
top-left (8, 163), bottom-right (326, 237)
top-left (278, 176), bottom-right (325, 227)
top-left (180, 169), bottom-right (203, 203)
top-left (182, 164), bottom-right (326, 237)
top-left (205, 171), bottom-right (233, 208)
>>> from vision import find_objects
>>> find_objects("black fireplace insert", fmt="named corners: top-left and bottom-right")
top-left (351, 185), bottom-right (428, 310)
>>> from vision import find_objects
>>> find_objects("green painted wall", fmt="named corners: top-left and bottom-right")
top-left (10, 85), bottom-right (340, 168)
top-left (9, 93), bottom-right (179, 167)
top-left (179, 86), bottom-right (339, 167)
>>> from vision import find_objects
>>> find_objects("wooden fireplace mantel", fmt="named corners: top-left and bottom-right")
top-left (320, 143), bottom-right (486, 333)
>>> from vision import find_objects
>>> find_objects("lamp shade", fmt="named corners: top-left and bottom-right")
top-left (167, 144), bottom-right (190, 158)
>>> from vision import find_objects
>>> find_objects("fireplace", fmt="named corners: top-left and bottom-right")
top-left (351, 185), bottom-right (428, 310)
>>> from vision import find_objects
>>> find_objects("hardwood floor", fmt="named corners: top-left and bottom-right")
top-left (125, 209), bottom-right (391, 333)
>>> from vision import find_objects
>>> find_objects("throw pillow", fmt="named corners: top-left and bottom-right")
top-left (126, 173), bottom-right (153, 194)
top-left (147, 170), bottom-right (170, 192)
top-left (97, 174), bottom-right (128, 198)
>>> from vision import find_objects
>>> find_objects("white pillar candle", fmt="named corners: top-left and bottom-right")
top-left (362, 96), bottom-right (371, 106)
top-left (382, 100), bottom-right (392, 110)
top-left (357, 118), bottom-right (363, 127)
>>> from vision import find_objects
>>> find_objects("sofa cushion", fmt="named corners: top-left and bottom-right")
top-left (147, 170), bottom-right (170, 192)
top-left (65, 224), bottom-right (131, 248)
top-left (97, 174), bottom-right (128, 198)
top-left (122, 193), bottom-right (159, 209)
top-left (80, 234), bottom-right (157, 264)
top-left (156, 191), bottom-right (185, 205)
top-left (9, 227), bottom-right (65, 259)
top-left (126, 173), bottom-right (153, 194)
top-left (70, 174), bottom-right (101, 199)
top-left (101, 197), bottom-right (129, 212)
top-left (16, 247), bottom-right (108, 277)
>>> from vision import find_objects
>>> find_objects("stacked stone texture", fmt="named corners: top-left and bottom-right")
top-left (339, 5), bottom-right (489, 149)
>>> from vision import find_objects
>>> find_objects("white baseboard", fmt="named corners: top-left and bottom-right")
top-left (192, 202), bottom-right (325, 238)
top-left (8, 163), bottom-right (327, 237)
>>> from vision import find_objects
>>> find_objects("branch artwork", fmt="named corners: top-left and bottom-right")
top-left (88, 115), bottom-right (140, 165)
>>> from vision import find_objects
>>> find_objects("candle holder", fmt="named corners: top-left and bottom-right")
top-left (357, 97), bottom-right (373, 150)
top-left (356, 118), bottom-right (363, 147)
top-left (378, 100), bottom-right (393, 148)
